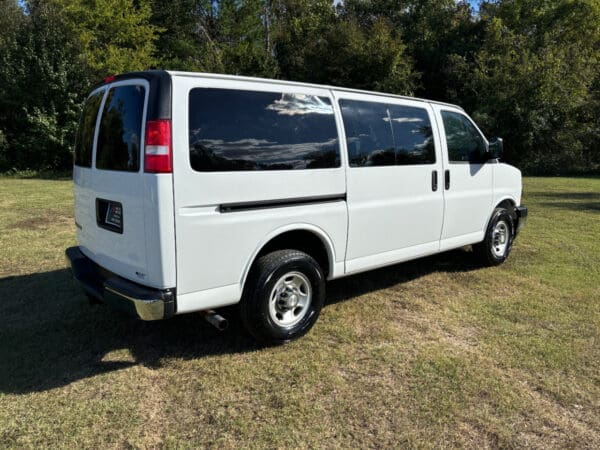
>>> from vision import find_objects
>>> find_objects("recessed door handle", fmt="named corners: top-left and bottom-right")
top-left (432, 170), bottom-right (438, 191)
top-left (445, 170), bottom-right (450, 190)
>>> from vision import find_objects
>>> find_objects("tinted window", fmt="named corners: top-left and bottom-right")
top-left (74, 91), bottom-right (103, 167)
top-left (189, 88), bottom-right (340, 171)
top-left (96, 85), bottom-right (145, 172)
top-left (389, 105), bottom-right (435, 165)
top-left (340, 100), bottom-right (395, 167)
top-left (340, 100), bottom-right (435, 167)
top-left (441, 111), bottom-right (486, 163)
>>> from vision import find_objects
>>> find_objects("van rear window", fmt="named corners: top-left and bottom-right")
top-left (74, 91), bottom-right (103, 167)
top-left (96, 85), bottom-right (145, 172)
top-left (188, 88), bottom-right (340, 171)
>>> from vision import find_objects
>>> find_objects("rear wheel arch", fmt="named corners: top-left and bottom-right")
top-left (240, 226), bottom-right (335, 291)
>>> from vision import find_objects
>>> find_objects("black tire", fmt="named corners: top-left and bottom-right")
top-left (474, 207), bottom-right (515, 266)
top-left (240, 249), bottom-right (325, 344)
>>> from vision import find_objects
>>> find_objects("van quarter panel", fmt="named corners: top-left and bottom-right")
top-left (171, 75), bottom-right (348, 310)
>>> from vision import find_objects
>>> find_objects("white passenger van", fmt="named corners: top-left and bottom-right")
top-left (66, 70), bottom-right (527, 343)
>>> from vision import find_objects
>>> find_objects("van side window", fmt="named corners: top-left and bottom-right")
top-left (74, 91), bottom-right (103, 168)
top-left (441, 111), bottom-right (486, 163)
top-left (339, 100), bottom-right (395, 167)
top-left (389, 105), bottom-right (436, 165)
top-left (188, 88), bottom-right (340, 171)
top-left (96, 85), bottom-right (145, 172)
top-left (340, 99), bottom-right (435, 167)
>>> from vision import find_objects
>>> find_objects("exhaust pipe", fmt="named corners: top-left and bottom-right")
top-left (202, 310), bottom-right (228, 331)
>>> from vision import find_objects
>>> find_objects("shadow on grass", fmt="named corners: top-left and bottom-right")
top-left (0, 249), bottom-right (479, 394)
top-left (531, 191), bottom-right (600, 212)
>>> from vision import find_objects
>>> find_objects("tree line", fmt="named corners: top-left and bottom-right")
top-left (0, 0), bottom-right (598, 174)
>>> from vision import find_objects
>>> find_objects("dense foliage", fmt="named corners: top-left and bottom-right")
top-left (0, 0), bottom-right (598, 174)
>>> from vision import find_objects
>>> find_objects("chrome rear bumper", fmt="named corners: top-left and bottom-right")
top-left (65, 246), bottom-right (175, 320)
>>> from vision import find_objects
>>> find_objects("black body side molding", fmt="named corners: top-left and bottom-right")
top-left (219, 194), bottom-right (347, 213)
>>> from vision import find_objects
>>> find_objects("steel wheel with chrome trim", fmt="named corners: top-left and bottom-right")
top-left (268, 271), bottom-right (313, 328)
top-left (491, 220), bottom-right (510, 258)
top-left (474, 207), bottom-right (515, 266)
top-left (241, 249), bottom-right (325, 343)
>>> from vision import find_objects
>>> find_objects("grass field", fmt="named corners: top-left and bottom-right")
top-left (0, 176), bottom-right (598, 448)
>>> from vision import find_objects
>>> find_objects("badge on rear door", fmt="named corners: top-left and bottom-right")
top-left (96, 198), bottom-right (124, 233)
top-left (105, 202), bottom-right (123, 229)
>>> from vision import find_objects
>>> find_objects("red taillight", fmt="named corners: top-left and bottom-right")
top-left (104, 75), bottom-right (116, 83)
top-left (144, 119), bottom-right (172, 173)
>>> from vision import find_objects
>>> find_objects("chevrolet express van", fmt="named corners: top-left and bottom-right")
top-left (66, 70), bottom-right (527, 343)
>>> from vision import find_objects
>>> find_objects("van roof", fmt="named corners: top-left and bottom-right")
top-left (91, 70), bottom-right (464, 114)
top-left (167, 70), bottom-right (464, 111)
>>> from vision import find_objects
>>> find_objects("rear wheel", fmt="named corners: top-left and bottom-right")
top-left (474, 207), bottom-right (515, 266)
top-left (240, 250), bottom-right (325, 344)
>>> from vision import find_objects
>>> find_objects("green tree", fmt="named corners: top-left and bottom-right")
top-left (343, 0), bottom-right (482, 99)
top-left (151, 0), bottom-right (278, 76)
top-left (150, 0), bottom-right (226, 72)
top-left (216, 0), bottom-right (278, 77)
top-left (466, 0), bottom-right (600, 173)
top-left (1, 0), bottom-right (598, 174)
top-left (0, 1), bottom-right (87, 171)
top-left (274, 0), bottom-right (416, 94)
top-left (0, 0), bottom-right (24, 167)
top-left (50, 0), bottom-right (161, 77)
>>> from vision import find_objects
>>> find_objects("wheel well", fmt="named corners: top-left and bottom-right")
top-left (254, 230), bottom-right (331, 277)
top-left (496, 199), bottom-right (516, 210)
top-left (493, 199), bottom-right (518, 233)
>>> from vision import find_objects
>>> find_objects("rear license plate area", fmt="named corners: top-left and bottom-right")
top-left (96, 198), bottom-right (123, 234)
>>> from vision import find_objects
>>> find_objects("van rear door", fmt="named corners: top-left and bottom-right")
top-left (73, 76), bottom-right (176, 289)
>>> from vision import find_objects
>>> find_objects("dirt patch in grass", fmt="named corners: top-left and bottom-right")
top-left (9, 212), bottom-right (71, 230)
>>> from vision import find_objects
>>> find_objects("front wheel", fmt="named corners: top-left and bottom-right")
top-left (240, 250), bottom-right (325, 344)
top-left (474, 207), bottom-right (515, 266)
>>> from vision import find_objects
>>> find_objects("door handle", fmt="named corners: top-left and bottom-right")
top-left (445, 170), bottom-right (450, 190)
top-left (432, 170), bottom-right (438, 191)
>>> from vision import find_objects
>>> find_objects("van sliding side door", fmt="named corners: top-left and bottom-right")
top-left (339, 93), bottom-right (445, 274)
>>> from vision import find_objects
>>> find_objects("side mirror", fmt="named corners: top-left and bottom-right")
top-left (487, 137), bottom-right (503, 160)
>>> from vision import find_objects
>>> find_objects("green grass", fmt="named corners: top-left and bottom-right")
top-left (0, 176), bottom-right (598, 448)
